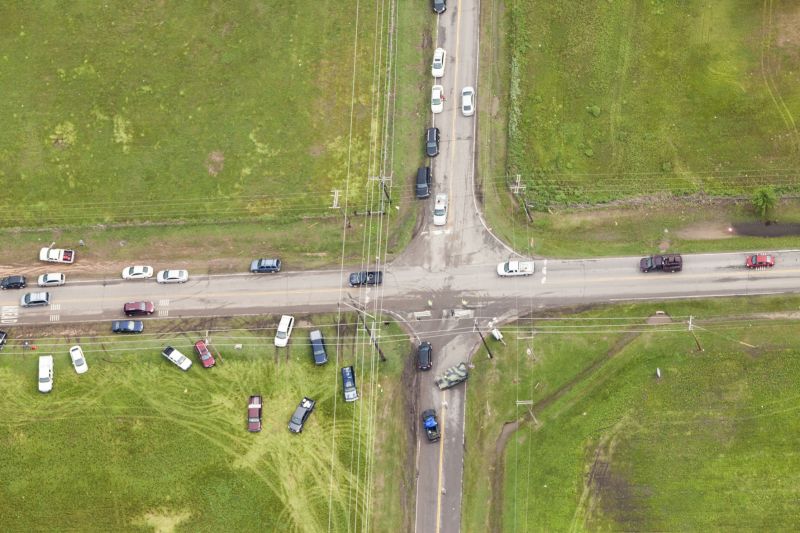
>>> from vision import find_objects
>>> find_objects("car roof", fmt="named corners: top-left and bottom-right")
top-left (278, 315), bottom-right (294, 328)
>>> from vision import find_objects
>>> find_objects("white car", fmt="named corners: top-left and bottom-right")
top-left (122, 265), bottom-right (154, 280)
top-left (69, 345), bottom-right (88, 374)
top-left (37, 273), bottom-right (65, 287)
top-left (274, 315), bottom-right (295, 347)
top-left (433, 193), bottom-right (448, 226)
top-left (431, 85), bottom-right (444, 114)
top-left (162, 346), bottom-right (192, 371)
top-left (461, 86), bottom-right (475, 117)
top-left (156, 269), bottom-right (189, 284)
top-left (431, 47), bottom-right (446, 78)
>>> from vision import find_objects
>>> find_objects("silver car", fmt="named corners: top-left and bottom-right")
top-left (156, 269), bottom-right (189, 284)
top-left (461, 86), bottom-right (475, 117)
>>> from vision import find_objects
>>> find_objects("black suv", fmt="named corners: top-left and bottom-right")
top-left (1, 275), bottom-right (27, 290)
top-left (432, 0), bottom-right (446, 14)
top-left (0, 330), bottom-right (7, 350)
top-left (309, 329), bottom-right (328, 365)
top-left (288, 397), bottom-right (316, 433)
top-left (349, 271), bottom-right (383, 287)
top-left (250, 258), bottom-right (282, 273)
top-left (416, 167), bottom-right (432, 199)
top-left (425, 127), bottom-right (440, 157)
top-left (417, 341), bottom-right (433, 370)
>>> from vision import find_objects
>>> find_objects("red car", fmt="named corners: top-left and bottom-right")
top-left (123, 301), bottom-right (155, 316)
top-left (248, 395), bottom-right (263, 432)
top-left (194, 340), bottom-right (216, 368)
top-left (745, 254), bottom-right (775, 269)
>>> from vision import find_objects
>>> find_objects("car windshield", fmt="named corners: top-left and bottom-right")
top-left (277, 331), bottom-right (286, 339)
top-left (432, 96), bottom-right (441, 105)
top-left (434, 208), bottom-right (445, 216)
top-left (39, 377), bottom-right (49, 383)
top-left (75, 358), bottom-right (85, 366)
top-left (248, 417), bottom-right (259, 423)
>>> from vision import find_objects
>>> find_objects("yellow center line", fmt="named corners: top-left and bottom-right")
top-left (435, 388), bottom-right (447, 533)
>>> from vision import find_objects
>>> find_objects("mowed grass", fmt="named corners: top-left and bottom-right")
top-left (0, 315), bottom-right (412, 531)
top-left (507, 1), bottom-right (800, 205)
top-left (0, 2), bottom-right (389, 227)
top-left (463, 296), bottom-right (800, 531)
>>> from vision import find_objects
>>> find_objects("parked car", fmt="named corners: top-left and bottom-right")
top-left (121, 265), bottom-right (154, 280)
top-left (1, 275), bottom-right (27, 290)
top-left (309, 330), bottom-right (328, 365)
top-left (461, 86), bottom-right (475, 116)
top-left (194, 340), bottom-right (216, 368)
top-left (417, 341), bottom-right (433, 370)
top-left (288, 397), bottom-right (316, 433)
top-left (274, 315), bottom-right (295, 347)
top-left (38, 355), bottom-right (54, 393)
top-left (432, 0), bottom-right (446, 14)
top-left (37, 273), bottom-right (65, 287)
top-left (0, 330), bottom-right (7, 350)
top-left (247, 395), bottom-right (263, 432)
top-left (349, 271), bottom-right (383, 287)
top-left (746, 254), bottom-right (775, 269)
top-left (161, 346), bottom-right (192, 371)
top-left (156, 269), bottom-right (189, 284)
top-left (112, 320), bottom-right (143, 334)
top-left (20, 292), bottom-right (50, 307)
top-left (640, 254), bottom-right (682, 273)
top-left (69, 345), bottom-right (88, 374)
top-left (431, 84), bottom-right (444, 114)
top-left (416, 166), bottom-right (432, 199)
top-left (341, 366), bottom-right (359, 402)
top-left (123, 301), bottom-right (155, 317)
top-left (433, 193), bottom-right (448, 226)
top-left (426, 127), bottom-right (440, 157)
top-left (431, 47), bottom-right (446, 77)
top-left (250, 258), bottom-right (282, 273)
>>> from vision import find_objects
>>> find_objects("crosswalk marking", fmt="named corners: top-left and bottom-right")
top-left (158, 309), bottom-right (169, 317)
top-left (159, 299), bottom-right (170, 307)
top-left (50, 304), bottom-right (61, 311)
top-left (50, 315), bottom-right (60, 322)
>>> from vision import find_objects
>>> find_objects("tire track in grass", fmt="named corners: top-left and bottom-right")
top-left (761, 0), bottom-right (800, 152)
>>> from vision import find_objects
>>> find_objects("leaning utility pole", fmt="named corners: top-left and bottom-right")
top-left (474, 320), bottom-right (494, 359)
top-left (688, 315), bottom-right (704, 352)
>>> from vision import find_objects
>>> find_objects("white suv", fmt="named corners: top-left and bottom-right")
top-left (162, 346), bottom-right (192, 371)
top-left (274, 315), bottom-right (295, 347)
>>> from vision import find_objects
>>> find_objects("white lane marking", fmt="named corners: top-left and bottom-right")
top-left (50, 304), bottom-right (61, 311)
top-left (159, 299), bottom-right (170, 307)
top-left (50, 314), bottom-right (60, 322)
top-left (1, 306), bottom-right (19, 324)
top-left (541, 259), bottom-right (547, 284)
top-left (158, 310), bottom-right (169, 317)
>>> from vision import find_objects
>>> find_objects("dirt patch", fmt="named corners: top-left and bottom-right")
top-left (133, 508), bottom-right (191, 533)
top-left (675, 222), bottom-right (734, 240)
top-left (308, 144), bottom-right (325, 157)
top-left (774, 4), bottom-right (800, 48)
top-left (205, 151), bottom-right (225, 176)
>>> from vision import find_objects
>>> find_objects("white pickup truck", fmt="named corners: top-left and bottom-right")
top-left (39, 247), bottom-right (75, 264)
top-left (497, 260), bottom-right (534, 277)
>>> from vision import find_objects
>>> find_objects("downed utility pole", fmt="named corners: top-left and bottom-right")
top-left (344, 298), bottom-right (387, 362)
top-left (474, 319), bottom-right (494, 359)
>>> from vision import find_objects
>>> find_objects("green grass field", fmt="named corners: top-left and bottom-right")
top-left (505, 1), bottom-right (800, 206)
top-left (0, 1), bottom-right (424, 229)
top-left (463, 296), bottom-right (800, 531)
top-left (0, 315), bottom-right (413, 531)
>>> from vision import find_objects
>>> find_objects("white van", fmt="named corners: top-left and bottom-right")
top-left (274, 315), bottom-right (295, 347)
top-left (38, 355), bottom-right (54, 393)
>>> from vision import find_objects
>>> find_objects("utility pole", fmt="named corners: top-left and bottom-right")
top-left (345, 298), bottom-right (386, 362)
top-left (474, 319), bottom-right (494, 359)
top-left (688, 315), bottom-right (704, 352)
top-left (510, 174), bottom-right (532, 223)
top-left (370, 175), bottom-right (392, 205)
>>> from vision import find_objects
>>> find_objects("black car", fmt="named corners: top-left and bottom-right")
top-left (349, 271), bottom-right (383, 287)
top-left (417, 341), bottom-right (433, 370)
top-left (288, 397), bottom-right (316, 433)
top-left (1, 275), bottom-right (27, 290)
top-left (250, 258), bottom-right (282, 273)
top-left (432, 0), bottom-right (446, 14)
top-left (425, 127), bottom-right (440, 157)
top-left (416, 166), bottom-right (432, 199)
top-left (112, 320), bottom-right (144, 334)
top-left (0, 330), bottom-right (7, 350)
top-left (309, 329), bottom-right (328, 365)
